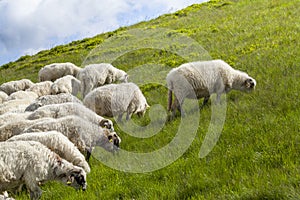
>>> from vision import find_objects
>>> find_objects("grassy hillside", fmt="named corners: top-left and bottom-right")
top-left (1, 0), bottom-right (300, 199)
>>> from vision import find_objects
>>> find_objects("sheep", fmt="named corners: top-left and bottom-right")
top-left (6, 91), bottom-right (38, 101)
top-left (0, 99), bottom-right (34, 115)
top-left (50, 75), bottom-right (81, 96)
top-left (77, 63), bottom-right (128, 97)
top-left (0, 112), bottom-right (31, 127)
top-left (7, 131), bottom-right (90, 174)
top-left (23, 115), bottom-right (121, 160)
top-left (0, 91), bottom-right (8, 103)
top-left (27, 102), bottom-right (114, 131)
top-left (0, 118), bottom-right (52, 141)
top-left (83, 82), bottom-right (149, 121)
top-left (0, 141), bottom-right (87, 200)
top-left (26, 81), bottom-right (53, 97)
top-left (0, 79), bottom-right (34, 95)
top-left (25, 93), bottom-right (82, 112)
top-left (167, 59), bottom-right (256, 118)
top-left (38, 62), bottom-right (81, 82)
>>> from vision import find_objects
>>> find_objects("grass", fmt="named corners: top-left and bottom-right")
top-left (1, 0), bottom-right (300, 199)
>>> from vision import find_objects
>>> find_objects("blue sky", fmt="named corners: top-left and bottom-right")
top-left (0, 0), bottom-right (207, 66)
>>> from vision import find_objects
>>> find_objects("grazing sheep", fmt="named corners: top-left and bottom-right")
top-left (7, 131), bottom-right (90, 173)
top-left (167, 60), bottom-right (256, 118)
top-left (27, 102), bottom-right (114, 131)
top-left (0, 141), bottom-right (87, 200)
top-left (78, 63), bottom-right (128, 97)
top-left (0, 79), bottom-right (34, 95)
top-left (0, 112), bottom-right (31, 127)
top-left (0, 91), bottom-right (8, 103)
top-left (83, 83), bottom-right (149, 121)
top-left (0, 118), bottom-right (52, 141)
top-left (24, 116), bottom-right (121, 159)
top-left (26, 81), bottom-right (53, 97)
top-left (25, 93), bottom-right (82, 112)
top-left (6, 91), bottom-right (38, 101)
top-left (50, 75), bottom-right (81, 96)
top-left (0, 99), bottom-right (34, 115)
top-left (38, 62), bottom-right (81, 82)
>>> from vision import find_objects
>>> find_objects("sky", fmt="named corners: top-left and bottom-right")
top-left (0, 0), bottom-right (208, 66)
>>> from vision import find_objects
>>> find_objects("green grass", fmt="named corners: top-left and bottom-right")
top-left (1, 0), bottom-right (300, 199)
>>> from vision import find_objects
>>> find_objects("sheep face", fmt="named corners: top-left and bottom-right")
top-left (136, 103), bottom-right (150, 118)
top-left (107, 132), bottom-right (121, 148)
top-left (240, 77), bottom-right (256, 92)
top-left (100, 130), bottom-right (121, 152)
top-left (99, 119), bottom-right (114, 132)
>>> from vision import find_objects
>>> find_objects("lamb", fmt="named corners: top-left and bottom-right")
top-left (83, 82), bottom-right (149, 121)
top-left (77, 63), bottom-right (128, 97)
top-left (0, 118), bottom-right (52, 141)
top-left (0, 112), bottom-right (31, 127)
top-left (27, 102), bottom-right (114, 131)
top-left (25, 93), bottom-right (82, 112)
top-left (6, 91), bottom-right (38, 101)
top-left (50, 75), bottom-right (81, 96)
top-left (23, 116), bottom-right (121, 160)
top-left (0, 79), bottom-right (34, 95)
top-left (0, 141), bottom-right (87, 200)
top-left (26, 81), bottom-right (53, 97)
top-left (7, 131), bottom-right (90, 173)
top-left (167, 59), bottom-right (256, 118)
top-left (0, 91), bottom-right (8, 103)
top-left (38, 62), bottom-right (81, 82)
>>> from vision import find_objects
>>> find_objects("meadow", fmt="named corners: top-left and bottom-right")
top-left (0, 0), bottom-right (299, 199)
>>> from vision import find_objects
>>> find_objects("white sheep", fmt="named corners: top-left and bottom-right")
top-left (0, 79), bottom-right (34, 95)
top-left (7, 131), bottom-right (90, 173)
top-left (26, 81), bottom-right (53, 97)
top-left (6, 91), bottom-right (38, 101)
top-left (50, 75), bottom-right (81, 96)
top-left (0, 91), bottom-right (8, 104)
top-left (0, 118), bottom-right (52, 141)
top-left (83, 83), bottom-right (149, 121)
top-left (24, 116), bottom-right (121, 160)
top-left (27, 102), bottom-right (114, 131)
top-left (0, 98), bottom-right (34, 115)
top-left (167, 60), bottom-right (256, 118)
top-left (38, 62), bottom-right (81, 82)
top-left (0, 141), bottom-right (87, 200)
top-left (25, 93), bottom-right (82, 112)
top-left (77, 63), bottom-right (128, 97)
top-left (0, 112), bottom-right (31, 127)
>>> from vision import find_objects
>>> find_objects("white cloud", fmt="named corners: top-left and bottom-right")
top-left (0, 0), bottom-right (207, 65)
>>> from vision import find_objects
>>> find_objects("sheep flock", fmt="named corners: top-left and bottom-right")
top-left (0, 60), bottom-right (256, 199)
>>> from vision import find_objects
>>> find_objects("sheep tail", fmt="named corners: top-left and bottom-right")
top-left (168, 82), bottom-right (173, 111)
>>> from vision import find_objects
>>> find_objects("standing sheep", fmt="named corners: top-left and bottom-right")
top-left (27, 102), bottom-right (114, 131)
top-left (7, 131), bottom-right (90, 173)
top-left (38, 62), bottom-right (81, 82)
top-left (26, 81), bottom-right (53, 97)
top-left (0, 91), bottom-right (8, 103)
top-left (24, 116), bottom-right (121, 159)
top-left (77, 63), bottom-right (128, 97)
top-left (0, 141), bottom-right (87, 200)
top-left (25, 93), bottom-right (82, 112)
top-left (83, 83), bottom-right (149, 121)
top-left (167, 60), bottom-right (256, 118)
top-left (0, 79), bottom-right (34, 95)
top-left (50, 75), bottom-right (81, 96)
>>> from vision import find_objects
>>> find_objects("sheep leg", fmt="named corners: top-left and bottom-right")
top-left (126, 112), bottom-right (131, 121)
top-left (117, 114), bottom-right (123, 122)
top-left (201, 96), bottom-right (210, 109)
top-left (26, 180), bottom-right (42, 200)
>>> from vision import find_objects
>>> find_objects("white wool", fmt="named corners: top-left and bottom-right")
top-left (7, 131), bottom-right (90, 173)
top-left (77, 63), bottom-right (128, 97)
top-left (0, 79), bottom-right (34, 95)
top-left (83, 82), bottom-right (149, 121)
top-left (0, 91), bottom-right (8, 104)
top-left (0, 98), bottom-right (34, 115)
top-left (26, 81), bottom-right (53, 97)
top-left (50, 75), bottom-right (81, 96)
top-left (27, 102), bottom-right (114, 131)
top-left (38, 62), bottom-right (81, 82)
top-left (25, 93), bottom-right (82, 112)
top-left (0, 141), bottom-right (87, 200)
top-left (6, 91), bottom-right (38, 101)
top-left (167, 59), bottom-right (256, 118)
top-left (0, 112), bottom-right (31, 127)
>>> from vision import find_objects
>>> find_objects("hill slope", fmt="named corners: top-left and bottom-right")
top-left (1, 0), bottom-right (300, 199)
